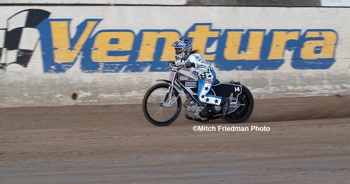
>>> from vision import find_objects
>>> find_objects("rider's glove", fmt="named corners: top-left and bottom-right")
top-left (174, 59), bottom-right (184, 66)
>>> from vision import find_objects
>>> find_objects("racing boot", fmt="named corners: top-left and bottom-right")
top-left (220, 97), bottom-right (230, 117)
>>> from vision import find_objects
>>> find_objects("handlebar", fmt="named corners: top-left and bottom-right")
top-left (168, 61), bottom-right (181, 71)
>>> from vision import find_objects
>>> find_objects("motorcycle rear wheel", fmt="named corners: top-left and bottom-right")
top-left (223, 85), bottom-right (254, 123)
top-left (142, 83), bottom-right (182, 126)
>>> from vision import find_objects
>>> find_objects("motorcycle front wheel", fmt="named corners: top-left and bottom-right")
top-left (142, 83), bottom-right (182, 126)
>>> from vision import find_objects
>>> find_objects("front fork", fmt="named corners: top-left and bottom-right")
top-left (161, 85), bottom-right (181, 107)
top-left (160, 71), bottom-right (181, 107)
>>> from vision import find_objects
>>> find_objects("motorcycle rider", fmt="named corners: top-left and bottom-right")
top-left (172, 38), bottom-right (230, 116)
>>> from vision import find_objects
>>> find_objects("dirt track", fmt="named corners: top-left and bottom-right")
top-left (1, 96), bottom-right (350, 184)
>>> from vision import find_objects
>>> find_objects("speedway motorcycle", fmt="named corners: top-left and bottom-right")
top-left (142, 61), bottom-right (254, 126)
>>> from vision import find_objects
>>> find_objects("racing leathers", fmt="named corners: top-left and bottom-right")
top-left (175, 52), bottom-right (222, 106)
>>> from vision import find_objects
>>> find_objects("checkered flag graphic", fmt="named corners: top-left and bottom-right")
top-left (0, 9), bottom-right (50, 70)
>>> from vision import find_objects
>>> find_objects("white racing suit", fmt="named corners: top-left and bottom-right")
top-left (175, 53), bottom-right (222, 105)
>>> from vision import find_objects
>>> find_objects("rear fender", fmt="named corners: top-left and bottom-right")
top-left (212, 83), bottom-right (242, 98)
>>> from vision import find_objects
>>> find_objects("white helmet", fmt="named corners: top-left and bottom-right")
top-left (172, 39), bottom-right (192, 60)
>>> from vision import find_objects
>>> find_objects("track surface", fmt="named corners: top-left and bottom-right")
top-left (1, 96), bottom-right (350, 183)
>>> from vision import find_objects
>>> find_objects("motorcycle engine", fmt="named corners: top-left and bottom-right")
top-left (184, 100), bottom-right (205, 118)
top-left (212, 105), bottom-right (222, 113)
